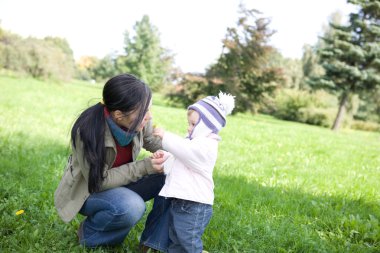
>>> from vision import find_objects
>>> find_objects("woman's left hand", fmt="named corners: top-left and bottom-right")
top-left (150, 155), bottom-right (167, 173)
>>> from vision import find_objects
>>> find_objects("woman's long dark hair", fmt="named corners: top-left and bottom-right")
top-left (71, 74), bottom-right (152, 193)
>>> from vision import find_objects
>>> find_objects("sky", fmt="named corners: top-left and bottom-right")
top-left (0, 0), bottom-right (356, 73)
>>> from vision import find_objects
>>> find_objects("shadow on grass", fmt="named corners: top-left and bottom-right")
top-left (207, 173), bottom-right (380, 253)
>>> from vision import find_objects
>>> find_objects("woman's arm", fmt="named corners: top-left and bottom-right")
top-left (100, 158), bottom-right (157, 191)
top-left (73, 131), bottom-right (164, 192)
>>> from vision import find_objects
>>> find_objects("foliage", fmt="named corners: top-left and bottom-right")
top-left (355, 86), bottom-right (380, 123)
top-left (0, 29), bottom-right (24, 72)
top-left (166, 73), bottom-right (211, 108)
top-left (301, 44), bottom-right (325, 90)
top-left (273, 89), bottom-right (337, 127)
top-left (168, 6), bottom-right (284, 113)
top-left (74, 15), bottom-right (174, 86)
top-left (205, 5), bottom-right (284, 113)
top-left (351, 119), bottom-right (380, 132)
top-left (311, 0), bottom-right (380, 130)
top-left (120, 15), bottom-right (173, 91)
top-left (1, 75), bottom-right (379, 252)
top-left (75, 56), bottom-right (100, 81)
top-left (262, 50), bottom-right (303, 90)
top-left (91, 55), bottom-right (119, 82)
top-left (279, 56), bottom-right (303, 90)
top-left (0, 27), bottom-right (75, 81)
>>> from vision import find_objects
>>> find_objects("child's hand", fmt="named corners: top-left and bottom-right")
top-left (150, 150), bottom-right (167, 173)
top-left (152, 150), bottom-right (165, 159)
top-left (153, 127), bottom-right (165, 139)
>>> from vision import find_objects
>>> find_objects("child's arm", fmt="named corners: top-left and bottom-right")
top-left (151, 149), bottom-right (173, 175)
top-left (162, 132), bottom-right (217, 174)
top-left (152, 150), bottom-right (165, 159)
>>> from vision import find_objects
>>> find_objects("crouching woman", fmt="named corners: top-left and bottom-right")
top-left (54, 73), bottom-right (167, 248)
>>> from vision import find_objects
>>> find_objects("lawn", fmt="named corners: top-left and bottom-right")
top-left (0, 75), bottom-right (379, 252)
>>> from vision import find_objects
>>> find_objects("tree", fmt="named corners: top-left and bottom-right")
top-left (355, 86), bottom-right (380, 122)
top-left (21, 37), bottom-right (75, 80)
top-left (279, 56), bottom-right (303, 90)
top-left (76, 56), bottom-right (99, 80)
top-left (166, 73), bottom-right (211, 108)
top-left (0, 26), bottom-right (75, 80)
top-left (206, 5), bottom-right (284, 113)
top-left (43, 37), bottom-right (75, 80)
top-left (312, 0), bottom-right (380, 130)
top-left (302, 12), bottom-right (345, 91)
top-left (261, 50), bottom-right (303, 90)
top-left (121, 15), bottom-right (173, 91)
top-left (301, 44), bottom-right (324, 90)
top-left (92, 55), bottom-right (118, 82)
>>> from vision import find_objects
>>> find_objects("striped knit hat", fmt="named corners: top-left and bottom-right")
top-left (188, 91), bottom-right (235, 134)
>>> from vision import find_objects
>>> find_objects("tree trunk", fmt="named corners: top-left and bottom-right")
top-left (332, 92), bottom-right (349, 131)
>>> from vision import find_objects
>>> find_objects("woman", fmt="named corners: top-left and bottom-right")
top-left (54, 73), bottom-right (167, 249)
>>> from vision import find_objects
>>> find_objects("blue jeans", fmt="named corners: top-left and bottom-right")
top-left (168, 199), bottom-right (213, 253)
top-left (140, 197), bottom-right (172, 251)
top-left (78, 174), bottom-right (166, 248)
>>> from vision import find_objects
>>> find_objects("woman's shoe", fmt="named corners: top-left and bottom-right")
top-left (77, 221), bottom-right (84, 242)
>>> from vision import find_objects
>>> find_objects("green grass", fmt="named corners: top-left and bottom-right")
top-left (0, 75), bottom-right (379, 253)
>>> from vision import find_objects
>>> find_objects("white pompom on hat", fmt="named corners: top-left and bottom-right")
top-left (188, 91), bottom-right (235, 134)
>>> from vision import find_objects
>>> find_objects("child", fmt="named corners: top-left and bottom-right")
top-left (152, 91), bottom-right (235, 253)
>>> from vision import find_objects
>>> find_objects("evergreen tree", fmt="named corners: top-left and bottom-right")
top-left (121, 15), bottom-right (173, 91)
top-left (312, 0), bottom-right (380, 130)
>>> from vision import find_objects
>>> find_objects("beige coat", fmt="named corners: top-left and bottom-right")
top-left (54, 120), bottom-right (162, 222)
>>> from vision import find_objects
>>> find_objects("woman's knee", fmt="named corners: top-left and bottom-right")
top-left (88, 187), bottom-right (146, 229)
top-left (114, 188), bottom-right (146, 224)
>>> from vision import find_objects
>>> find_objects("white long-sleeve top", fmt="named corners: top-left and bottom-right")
top-left (159, 131), bottom-right (220, 205)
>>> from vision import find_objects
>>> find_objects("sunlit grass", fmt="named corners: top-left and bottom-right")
top-left (0, 75), bottom-right (379, 252)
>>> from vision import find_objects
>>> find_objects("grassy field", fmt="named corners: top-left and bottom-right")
top-left (0, 75), bottom-right (379, 253)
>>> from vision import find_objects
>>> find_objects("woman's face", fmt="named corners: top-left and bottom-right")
top-left (114, 99), bottom-right (152, 131)
top-left (137, 99), bottom-right (153, 131)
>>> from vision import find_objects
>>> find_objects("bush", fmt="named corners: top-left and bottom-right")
top-left (0, 27), bottom-right (75, 81)
top-left (274, 90), bottom-right (310, 121)
top-left (273, 89), bottom-right (337, 127)
top-left (299, 107), bottom-right (336, 127)
top-left (351, 120), bottom-right (380, 132)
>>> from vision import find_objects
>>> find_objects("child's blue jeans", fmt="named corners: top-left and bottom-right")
top-left (168, 198), bottom-right (213, 253)
top-left (140, 198), bottom-right (213, 252)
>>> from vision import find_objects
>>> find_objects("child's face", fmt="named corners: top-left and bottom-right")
top-left (187, 110), bottom-right (200, 135)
